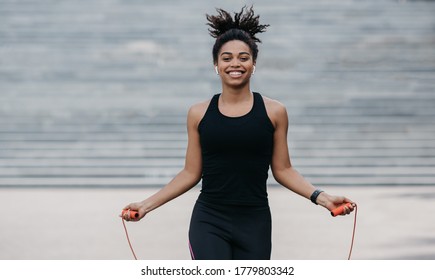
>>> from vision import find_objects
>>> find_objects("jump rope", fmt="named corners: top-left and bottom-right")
top-left (121, 202), bottom-right (357, 260)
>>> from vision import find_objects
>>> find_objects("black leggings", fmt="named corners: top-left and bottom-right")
top-left (188, 200), bottom-right (272, 260)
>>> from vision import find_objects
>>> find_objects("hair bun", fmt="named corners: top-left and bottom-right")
top-left (206, 6), bottom-right (269, 43)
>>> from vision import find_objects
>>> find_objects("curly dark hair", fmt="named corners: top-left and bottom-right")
top-left (206, 6), bottom-right (269, 64)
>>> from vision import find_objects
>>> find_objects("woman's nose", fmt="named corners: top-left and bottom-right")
top-left (231, 60), bottom-right (241, 67)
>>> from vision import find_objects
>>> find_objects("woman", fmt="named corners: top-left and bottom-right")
top-left (122, 6), bottom-right (355, 260)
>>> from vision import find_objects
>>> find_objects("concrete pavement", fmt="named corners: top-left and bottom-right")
top-left (0, 186), bottom-right (434, 260)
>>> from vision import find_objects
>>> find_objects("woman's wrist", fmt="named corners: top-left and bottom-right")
top-left (315, 192), bottom-right (329, 207)
top-left (135, 200), bottom-right (150, 215)
top-left (310, 189), bottom-right (324, 205)
top-left (310, 189), bottom-right (329, 207)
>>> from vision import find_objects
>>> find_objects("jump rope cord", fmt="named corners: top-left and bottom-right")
top-left (121, 218), bottom-right (138, 260)
top-left (347, 204), bottom-right (358, 260)
top-left (121, 204), bottom-right (358, 260)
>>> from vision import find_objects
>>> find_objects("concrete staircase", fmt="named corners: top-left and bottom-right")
top-left (1, 0), bottom-right (435, 188)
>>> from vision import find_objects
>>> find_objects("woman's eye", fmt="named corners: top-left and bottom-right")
top-left (240, 57), bottom-right (249, 61)
top-left (222, 57), bottom-right (231, 61)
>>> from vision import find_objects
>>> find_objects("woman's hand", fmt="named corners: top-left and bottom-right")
top-left (120, 201), bottom-right (147, 222)
top-left (317, 192), bottom-right (356, 215)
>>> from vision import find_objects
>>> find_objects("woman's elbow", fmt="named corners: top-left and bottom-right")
top-left (271, 167), bottom-right (285, 183)
top-left (184, 167), bottom-right (202, 186)
top-left (271, 164), bottom-right (294, 183)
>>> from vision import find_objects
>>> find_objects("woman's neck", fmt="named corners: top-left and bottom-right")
top-left (220, 85), bottom-right (252, 104)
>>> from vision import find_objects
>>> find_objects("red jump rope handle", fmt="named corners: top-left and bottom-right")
top-left (121, 209), bottom-right (139, 260)
top-left (122, 209), bottom-right (139, 220)
top-left (331, 202), bottom-right (352, 217)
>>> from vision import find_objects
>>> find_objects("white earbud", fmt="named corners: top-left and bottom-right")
top-left (215, 66), bottom-right (219, 75)
top-left (252, 66), bottom-right (256, 75)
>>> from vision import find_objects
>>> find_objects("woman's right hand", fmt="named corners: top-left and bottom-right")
top-left (120, 201), bottom-right (147, 222)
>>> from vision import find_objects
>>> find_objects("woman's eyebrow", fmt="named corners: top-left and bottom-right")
top-left (220, 52), bottom-right (251, 56)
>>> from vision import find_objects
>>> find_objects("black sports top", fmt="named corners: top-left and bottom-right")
top-left (198, 92), bottom-right (275, 206)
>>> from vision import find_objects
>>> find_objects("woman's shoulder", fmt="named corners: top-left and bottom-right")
top-left (189, 98), bottom-right (211, 115)
top-left (187, 98), bottom-right (213, 125)
top-left (260, 94), bottom-right (288, 117)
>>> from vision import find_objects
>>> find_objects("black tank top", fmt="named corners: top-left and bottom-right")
top-left (198, 92), bottom-right (275, 206)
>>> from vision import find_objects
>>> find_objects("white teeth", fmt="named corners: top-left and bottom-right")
top-left (229, 71), bottom-right (242, 77)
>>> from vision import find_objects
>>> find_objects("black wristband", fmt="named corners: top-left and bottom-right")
top-left (310, 189), bottom-right (324, 205)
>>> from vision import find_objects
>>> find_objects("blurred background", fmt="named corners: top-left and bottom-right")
top-left (0, 0), bottom-right (435, 260)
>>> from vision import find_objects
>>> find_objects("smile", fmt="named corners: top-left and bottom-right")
top-left (228, 71), bottom-right (244, 78)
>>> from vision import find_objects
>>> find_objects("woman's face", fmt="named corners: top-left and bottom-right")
top-left (215, 40), bottom-right (255, 88)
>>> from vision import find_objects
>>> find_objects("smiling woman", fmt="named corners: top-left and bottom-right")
top-left (215, 40), bottom-right (255, 97)
top-left (121, 5), bottom-right (355, 260)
